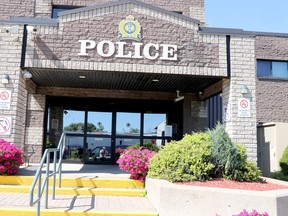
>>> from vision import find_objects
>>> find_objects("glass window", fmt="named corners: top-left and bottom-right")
top-left (272, 62), bottom-right (288, 77)
top-left (64, 136), bottom-right (84, 161)
top-left (63, 110), bottom-right (85, 134)
top-left (257, 60), bottom-right (288, 78)
top-left (257, 60), bottom-right (270, 77)
top-left (87, 112), bottom-right (112, 135)
top-left (52, 6), bottom-right (79, 18)
top-left (116, 112), bottom-right (140, 136)
top-left (144, 113), bottom-right (166, 137)
top-left (86, 137), bottom-right (112, 162)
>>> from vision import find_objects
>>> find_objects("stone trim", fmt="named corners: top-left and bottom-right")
top-left (26, 59), bottom-right (227, 77)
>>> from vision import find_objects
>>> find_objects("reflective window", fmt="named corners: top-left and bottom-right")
top-left (64, 136), bottom-right (84, 161)
top-left (116, 112), bottom-right (140, 136)
top-left (87, 112), bottom-right (112, 135)
top-left (272, 62), bottom-right (288, 77)
top-left (257, 60), bottom-right (270, 77)
top-left (52, 6), bottom-right (79, 18)
top-left (257, 60), bottom-right (288, 78)
top-left (86, 137), bottom-right (112, 162)
top-left (144, 113), bottom-right (166, 137)
top-left (115, 138), bottom-right (140, 148)
top-left (63, 110), bottom-right (85, 134)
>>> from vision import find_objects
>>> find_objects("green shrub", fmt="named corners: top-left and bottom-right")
top-left (128, 141), bottom-right (159, 152)
top-left (148, 132), bottom-right (214, 182)
top-left (207, 123), bottom-right (243, 180)
top-left (271, 171), bottom-right (288, 181)
top-left (280, 146), bottom-right (288, 175)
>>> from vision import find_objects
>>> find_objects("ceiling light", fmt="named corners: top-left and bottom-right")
top-left (152, 79), bottom-right (159, 82)
top-left (22, 70), bottom-right (32, 79)
top-left (79, 75), bottom-right (86, 79)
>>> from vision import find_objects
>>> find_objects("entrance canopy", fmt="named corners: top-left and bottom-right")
top-left (26, 68), bottom-right (222, 95)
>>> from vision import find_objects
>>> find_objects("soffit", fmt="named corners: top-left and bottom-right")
top-left (27, 68), bottom-right (222, 93)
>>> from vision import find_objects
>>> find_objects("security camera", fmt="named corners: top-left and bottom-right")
top-left (27, 26), bottom-right (37, 33)
top-left (174, 96), bottom-right (184, 102)
top-left (5, 25), bottom-right (19, 33)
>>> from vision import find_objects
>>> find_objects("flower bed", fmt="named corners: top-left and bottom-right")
top-left (0, 139), bottom-right (24, 175)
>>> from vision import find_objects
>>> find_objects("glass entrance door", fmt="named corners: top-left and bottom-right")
top-left (86, 111), bottom-right (113, 163)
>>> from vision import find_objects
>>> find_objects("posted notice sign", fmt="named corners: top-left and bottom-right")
top-left (0, 116), bottom-right (12, 135)
top-left (0, 90), bottom-right (11, 110)
top-left (238, 98), bottom-right (251, 117)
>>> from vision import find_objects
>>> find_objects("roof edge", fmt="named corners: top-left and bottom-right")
top-left (200, 26), bottom-right (288, 37)
top-left (0, 17), bottom-right (58, 26)
top-left (59, 0), bottom-right (200, 24)
top-left (199, 26), bottom-right (253, 36)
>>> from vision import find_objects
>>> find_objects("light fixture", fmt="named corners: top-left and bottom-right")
top-left (174, 90), bottom-right (184, 102)
top-left (241, 84), bottom-right (249, 94)
top-left (22, 70), bottom-right (32, 79)
top-left (79, 75), bottom-right (86, 79)
top-left (1, 74), bottom-right (9, 84)
top-left (5, 25), bottom-right (19, 33)
top-left (152, 78), bottom-right (159, 82)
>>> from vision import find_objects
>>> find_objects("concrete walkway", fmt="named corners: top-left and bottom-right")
top-left (0, 163), bottom-right (158, 215)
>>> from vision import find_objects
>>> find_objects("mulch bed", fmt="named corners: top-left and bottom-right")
top-left (175, 178), bottom-right (288, 191)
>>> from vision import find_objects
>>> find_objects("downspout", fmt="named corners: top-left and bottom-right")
top-left (20, 24), bottom-right (28, 68)
top-left (20, 24), bottom-right (29, 152)
top-left (226, 35), bottom-right (231, 77)
top-left (226, 35), bottom-right (231, 78)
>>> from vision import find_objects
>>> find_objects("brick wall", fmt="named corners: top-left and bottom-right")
top-left (0, 0), bottom-right (35, 19)
top-left (255, 35), bottom-right (288, 123)
top-left (25, 94), bottom-right (46, 162)
top-left (222, 36), bottom-right (257, 161)
top-left (0, 0), bottom-right (205, 22)
top-left (25, 3), bottom-right (225, 78)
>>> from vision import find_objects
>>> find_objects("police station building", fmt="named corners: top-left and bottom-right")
top-left (0, 0), bottom-right (287, 168)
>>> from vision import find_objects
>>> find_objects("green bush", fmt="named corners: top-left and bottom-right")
top-left (207, 123), bottom-right (242, 180)
top-left (234, 144), bottom-right (262, 182)
top-left (128, 141), bottom-right (159, 152)
top-left (147, 124), bottom-right (261, 183)
top-left (271, 171), bottom-right (288, 181)
top-left (280, 146), bottom-right (288, 175)
top-left (148, 132), bottom-right (214, 182)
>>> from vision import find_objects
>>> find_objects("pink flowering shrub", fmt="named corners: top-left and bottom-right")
top-left (232, 209), bottom-right (269, 216)
top-left (117, 147), bottom-right (156, 181)
top-left (0, 139), bottom-right (24, 175)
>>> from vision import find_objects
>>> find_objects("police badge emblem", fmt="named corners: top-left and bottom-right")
top-left (118, 15), bottom-right (142, 42)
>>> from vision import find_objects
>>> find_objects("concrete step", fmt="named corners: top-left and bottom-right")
top-left (0, 176), bottom-right (144, 188)
top-left (0, 193), bottom-right (158, 216)
top-left (0, 185), bottom-right (146, 196)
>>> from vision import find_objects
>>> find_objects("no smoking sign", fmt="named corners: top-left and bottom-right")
top-left (238, 98), bottom-right (251, 117)
top-left (0, 116), bottom-right (12, 135)
top-left (0, 89), bottom-right (11, 110)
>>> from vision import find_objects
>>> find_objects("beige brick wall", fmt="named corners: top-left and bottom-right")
top-left (222, 36), bottom-right (257, 160)
top-left (0, 25), bottom-right (28, 149)
top-left (0, 0), bottom-right (35, 19)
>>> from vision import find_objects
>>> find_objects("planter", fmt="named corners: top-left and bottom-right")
top-left (145, 178), bottom-right (288, 216)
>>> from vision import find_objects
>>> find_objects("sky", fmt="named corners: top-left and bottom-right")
top-left (205, 0), bottom-right (288, 33)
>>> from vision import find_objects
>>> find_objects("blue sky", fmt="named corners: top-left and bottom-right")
top-left (205, 0), bottom-right (288, 33)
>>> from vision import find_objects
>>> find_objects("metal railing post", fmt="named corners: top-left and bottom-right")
top-left (52, 149), bottom-right (57, 199)
top-left (45, 152), bottom-right (50, 209)
top-left (29, 133), bottom-right (66, 216)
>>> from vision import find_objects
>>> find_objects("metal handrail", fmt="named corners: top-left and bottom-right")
top-left (29, 133), bottom-right (66, 216)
